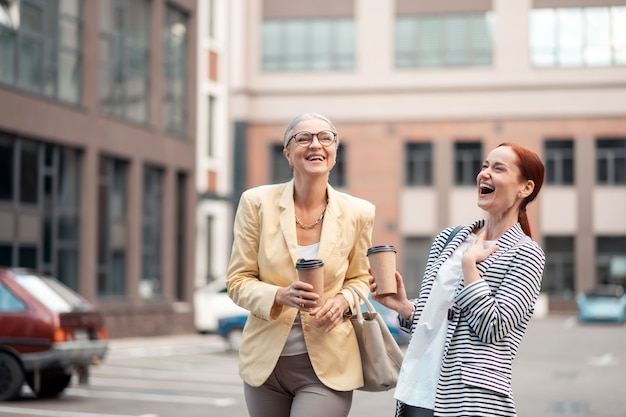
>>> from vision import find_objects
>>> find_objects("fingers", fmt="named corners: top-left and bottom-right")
top-left (290, 282), bottom-right (319, 310)
top-left (311, 301), bottom-right (343, 331)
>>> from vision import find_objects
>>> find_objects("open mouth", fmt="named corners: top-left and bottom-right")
top-left (307, 155), bottom-right (325, 161)
top-left (479, 184), bottom-right (494, 195)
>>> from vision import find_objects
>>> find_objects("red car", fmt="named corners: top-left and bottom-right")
top-left (0, 268), bottom-right (109, 401)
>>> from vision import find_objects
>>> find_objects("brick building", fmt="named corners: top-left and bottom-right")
top-left (227, 0), bottom-right (626, 311)
top-left (0, 0), bottom-right (199, 336)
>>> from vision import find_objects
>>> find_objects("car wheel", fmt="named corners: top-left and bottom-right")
top-left (27, 371), bottom-right (72, 398)
top-left (227, 328), bottom-right (244, 352)
top-left (0, 352), bottom-right (24, 401)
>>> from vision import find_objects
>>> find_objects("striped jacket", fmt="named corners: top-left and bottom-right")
top-left (396, 220), bottom-right (545, 417)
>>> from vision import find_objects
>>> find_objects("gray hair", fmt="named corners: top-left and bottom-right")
top-left (283, 113), bottom-right (338, 148)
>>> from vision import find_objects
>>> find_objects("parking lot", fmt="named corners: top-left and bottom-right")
top-left (0, 314), bottom-right (624, 417)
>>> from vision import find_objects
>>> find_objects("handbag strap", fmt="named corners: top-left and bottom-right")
top-left (443, 225), bottom-right (464, 249)
top-left (345, 286), bottom-right (375, 323)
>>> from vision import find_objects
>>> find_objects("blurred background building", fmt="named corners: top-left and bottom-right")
top-left (0, 0), bottom-right (198, 337)
top-left (228, 0), bottom-right (626, 312)
top-left (1, 0), bottom-right (625, 337)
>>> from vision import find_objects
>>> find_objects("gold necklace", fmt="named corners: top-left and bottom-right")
top-left (295, 205), bottom-right (327, 229)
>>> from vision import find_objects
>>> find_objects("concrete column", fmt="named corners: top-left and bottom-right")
top-left (435, 139), bottom-right (453, 230)
top-left (576, 136), bottom-right (595, 293)
top-left (127, 158), bottom-right (142, 301)
top-left (355, 0), bottom-right (395, 78)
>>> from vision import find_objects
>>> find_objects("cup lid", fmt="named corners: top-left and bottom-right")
top-left (367, 245), bottom-right (397, 255)
top-left (295, 258), bottom-right (324, 269)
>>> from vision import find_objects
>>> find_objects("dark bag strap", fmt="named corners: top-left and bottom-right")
top-left (443, 225), bottom-right (464, 249)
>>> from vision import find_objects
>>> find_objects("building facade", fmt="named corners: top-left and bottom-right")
top-left (195, 0), bottom-right (234, 292)
top-left (0, 0), bottom-right (198, 337)
top-left (228, 0), bottom-right (626, 311)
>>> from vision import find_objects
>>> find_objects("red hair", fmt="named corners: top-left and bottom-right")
top-left (498, 143), bottom-right (545, 237)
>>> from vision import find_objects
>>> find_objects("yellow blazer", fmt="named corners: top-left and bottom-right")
top-left (226, 180), bottom-right (375, 391)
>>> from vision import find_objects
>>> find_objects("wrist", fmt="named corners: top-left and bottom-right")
top-left (401, 302), bottom-right (415, 320)
top-left (337, 292), bottom-right (352, 318)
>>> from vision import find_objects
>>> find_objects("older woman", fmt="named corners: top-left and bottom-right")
top-left (371, 143), bottom-right (546, 417)
top-left (226, 113), bottom-right (375, 417)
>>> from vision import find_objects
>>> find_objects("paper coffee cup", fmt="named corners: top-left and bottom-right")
top-left (295, 258), bottom-right (325, 304)
top-left (367, 245), bottom-right (397, 296)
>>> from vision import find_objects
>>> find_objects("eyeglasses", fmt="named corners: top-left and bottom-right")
top-left (286, 130), bottom-right (337, 148)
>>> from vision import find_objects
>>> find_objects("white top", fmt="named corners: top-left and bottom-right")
top-left (280, 242), bottom-right (320, 356)
top-left (394, 235), bottom-right (497, 409)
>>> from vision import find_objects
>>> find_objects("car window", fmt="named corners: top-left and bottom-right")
top-left (14, 274), bottom-right (89, 312)
top-left (0, 283), bottom-right (26, 312)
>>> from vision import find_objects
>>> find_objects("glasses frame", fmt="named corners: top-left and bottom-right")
top-left (285, 130), bottom-right (338, 148)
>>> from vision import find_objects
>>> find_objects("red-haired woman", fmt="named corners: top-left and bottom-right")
top-left (371, 143), bottom-right (545, 417)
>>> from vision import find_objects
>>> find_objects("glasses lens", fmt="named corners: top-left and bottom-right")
top-left (294, 132), bottom-right (313, 146)
top-left (318, 131), bottom-right (335, 145)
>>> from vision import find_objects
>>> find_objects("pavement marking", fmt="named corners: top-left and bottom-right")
top-left (68, 388), bottom-right (237, 407)
top-left (0, 405), bottom-right (155, 417)
top-left (588, 352), bottom-right (617, 367)
top-left (90, 376), bottom-right (242, 394)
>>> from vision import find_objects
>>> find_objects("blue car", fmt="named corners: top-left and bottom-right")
top-left (576, 285), bottom-right (626, 324)
top-left (367, 296), bottom-right (410, 346)
top-left (216, 296), bottom-right (410, 351)
top-left (217, 314), bottom-right (248, 351)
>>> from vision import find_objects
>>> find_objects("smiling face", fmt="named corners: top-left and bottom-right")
top-left (283, 117), bottom-right (337, 179)
top-left (477, 146), bottom-right (535, 217)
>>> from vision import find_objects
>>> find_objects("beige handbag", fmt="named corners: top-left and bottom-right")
top-left (346, 286), bottom-right (405, 392)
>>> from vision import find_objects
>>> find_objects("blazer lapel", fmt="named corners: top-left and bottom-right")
top-left (318, 185), bottom-right (343, 262)
top-left (279, 180), bottom-right (299, 264)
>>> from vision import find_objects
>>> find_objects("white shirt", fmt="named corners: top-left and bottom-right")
top-left (394, 235), bottom-right (496, 408)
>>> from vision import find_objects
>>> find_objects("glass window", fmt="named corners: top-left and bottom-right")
top-left (0, 245), bottom-right (11, 266)
top-left (0, 136), bottom-right (81, 281)
top-left (395, 13), bottom-right (493, 68)
top-left (205, 214), bottom-right (215, 283)
top-left (20, 139), bottom-right (39, 204)
top-left (271, 144), bottom-right (292, 184)
top-left (454, 142), bottom-right (482, 186)
top-left (99, 0), bottom-right (150, 123)
top-left (596, 237), bottom-right (626, 285)
top-left (596, 138), bottom-right (626, 185)
top-left (15, 272), bottom-right (88, 312)
top-left (18, 246), bottom-right (37, 268)
top-left (163, 5), bottom-right (188, 137)
top-left (262, 18), bottom-right (355, 72)
top-left (406, 142), bottom-right (432, 186)
top-left (175, 172), bottom-right (187, 301)
top-left (0, 282), bottom-right (26, 312)
top-left (543, 236), bottom-right (575, 298)
top-left (207, 0), bottom-right (215, 39)
top-left (530, 6), bottom-right (626, 67)
top-left (402, 237), bottom-right (432, 298)
top-left (0, 134), bottom-right (14, 200)
top-left (141, 165), bottom-right (163, 299)
top-left (545, 139), bottom-right (574, 185)
top-left (97, 156), bottom-right (128, 298)
top-left (329, 144), bottom-right (346, 188)
top-left (0, 0), bottom-right (82, 102)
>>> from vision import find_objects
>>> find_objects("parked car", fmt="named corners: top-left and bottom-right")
top-left (576, 284), bottom-right (626, 324)
top-left (217, 314), bottom-right (248, 352)
top-left (216, 293), bottom-right (410, 352)
top-left (0, 268), bottom-right (109, 401)
top-left (193, 278), bottom-right (247, 334)
top-left (368, 296), bottom-right (410, 346)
